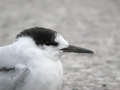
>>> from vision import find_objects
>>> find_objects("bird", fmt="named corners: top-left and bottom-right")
top-left (0, 27), bottom-right (94, 90)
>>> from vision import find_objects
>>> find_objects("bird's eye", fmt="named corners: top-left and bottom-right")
top-left (46, 42), bottom-right (50, 45)
top-left (45, 42), bottom-right (58, 46)
top-left (51, 42), bottom-right (58, 46)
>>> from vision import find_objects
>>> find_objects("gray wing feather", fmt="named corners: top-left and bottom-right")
top-left (0, 64), bottom-right (30, 90)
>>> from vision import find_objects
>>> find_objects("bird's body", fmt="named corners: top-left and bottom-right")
top-left (0, 37), bottom-right (63, 90)
top-left (0, 27), bottom-right (93, 90)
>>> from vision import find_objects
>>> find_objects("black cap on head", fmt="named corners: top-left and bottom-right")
top-left (17, 27), bottom-right (58, 46)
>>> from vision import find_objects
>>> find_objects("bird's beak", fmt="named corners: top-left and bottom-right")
top-left (61, 45), bottom-right (94, 54)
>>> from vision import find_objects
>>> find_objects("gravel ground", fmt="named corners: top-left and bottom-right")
top-left (0, 0), bottom-right (120, 90)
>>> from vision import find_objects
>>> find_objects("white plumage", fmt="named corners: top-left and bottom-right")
top-left (0, 36), bottom-right (65, 90)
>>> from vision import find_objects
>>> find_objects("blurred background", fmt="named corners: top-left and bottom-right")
top-left (0, 0), bottom-right (120, 90)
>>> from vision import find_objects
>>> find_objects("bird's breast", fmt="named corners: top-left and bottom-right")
top-left (22, 59), bottom-right (63, 90)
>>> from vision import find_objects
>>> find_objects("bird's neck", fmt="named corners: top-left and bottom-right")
top-left (15, 37), bottom-right (37, 48)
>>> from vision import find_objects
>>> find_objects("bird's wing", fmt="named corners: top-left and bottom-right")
top-left (0, 63), bottom-right (30, 90)
top-left (0, 47), bottom-right (30, 90)
top-left (0, 67), bottom-right (15, 72)
top-left (12, 64), bottom-right (30, 90)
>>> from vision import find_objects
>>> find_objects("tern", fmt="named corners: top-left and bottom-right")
top-left (0, 27), bottom-right (93, 90)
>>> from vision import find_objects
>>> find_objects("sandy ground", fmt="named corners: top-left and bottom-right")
top-left (0, 0), bottom-right (120, 90)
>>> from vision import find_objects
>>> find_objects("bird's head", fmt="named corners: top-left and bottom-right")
top-left (16, 27), bottom-right (94, 56)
